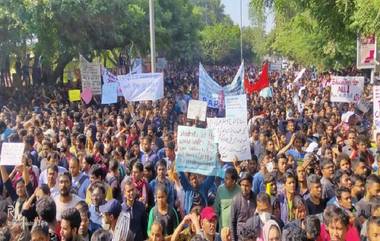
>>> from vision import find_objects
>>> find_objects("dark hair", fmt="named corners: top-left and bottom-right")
top-left (39, 184), bottom-right (51, 196)
top-left (333, 169), bottom-right (350, 186)
top-left (47, 164), bottom-right (59, 173)
top-left (109, 159), bottom-right (119, 172)
top-left (351, 174), bottom-right (365, 185)
top-left (89, 165), bottom-right (106, 180)
top-left (368, 216), bottom-right (380, 233)
top-left (225, 167), bottom-right (239, 182)
top-left (76, 200), bottom-right (90, 218)
top-left (336, 187), bottom-right (350, 200)
top-left (324, 206), bottom-right (349, 227)
top-left (305, 215), bottom-right (321, 239)
top-left (24, 134), bottom-right (35, 146)
top-left (366, 174), bottom-right (380, 191)
top-left (59, 172), bottom-right (72, 184)
top-left (320, 159), bottom-right (334, 169)
top-left (36, 197), bottom-right (57, 223)
top-left (239, 172), bottom-right (253, 185)
top-left (256, 192), bottom-right (271, 206)
top-left (91, 182), bottom-right (106, 196)
top-left (90, 229), bottom-right (113, 241)
top-left (307, 174), bottom-right (321, 189)
top-left (155, 159), bottom-right (167, 170)
top-left (84, 155), bottom-right (95, 165)
top-left (61, 208), bottom-right (81, 230)
top-left (77, 134), bottom-right (87, 145)
top-left (133, 162), bottom-right (144, 172)
top-left (31, 221), bottom-right (49, 237)
top-left (336, 154), bottom-right (350, 167)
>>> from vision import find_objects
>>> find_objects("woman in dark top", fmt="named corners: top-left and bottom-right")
top-left (147, 184), bottom-right (179, 236)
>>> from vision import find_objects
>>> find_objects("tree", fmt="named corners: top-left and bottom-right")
top-left (200, 23), bottom-right (241, 64)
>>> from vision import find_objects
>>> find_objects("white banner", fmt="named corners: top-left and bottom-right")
top-left (373, 86), bottom-right (380, 131)
top-left (225, 94), bottom-right (247, 120)
top-left (118, 73), bottom-right (164, 102)
top-left (80, 55), bottom-right (101, 95)
top-left (0, 143), bottom-right (25, 166)
top-left (224, 62), bottom-right (245, 96)
top-left (187, 100), bottom-right (207, 121)
top-left (330, 76), bottom-right (364, 103)
top-left (199, 63), bottom-right (222, 108)
top-left (357, 35), bottom-right (377, 69)
top-left (294, 68), bottom-right (306, 83)
top-left (207, 118), bottom-right (251, 162)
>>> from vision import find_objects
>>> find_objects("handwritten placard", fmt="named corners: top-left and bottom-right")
top-left (176, 126), bottom-right (218, 176)
top-left (0, 143), bottom-right (25, 166)
top-left (225, 94), bottom-right (247, 120)
top-left (80, 55), bottom-right (101, 95)
top-left (373, 86), bottom-right (380, 131)
top-left (187, 100), bottom-right (207, 121)
top-left (330, 76), bottom-right (364, 103)
top-left (207, 118), bottom-right (251, 162)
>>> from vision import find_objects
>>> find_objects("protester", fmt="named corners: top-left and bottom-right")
top-left (0, 63), bottom-right (378, 241)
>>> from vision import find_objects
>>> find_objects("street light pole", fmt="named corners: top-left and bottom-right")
top-left (149, 0), bottom-right (156, 73)
top-left (240, 0), bottom-right (243, 61)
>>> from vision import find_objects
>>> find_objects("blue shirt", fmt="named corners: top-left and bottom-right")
top-left (252, 172), bottom-right (265, 195)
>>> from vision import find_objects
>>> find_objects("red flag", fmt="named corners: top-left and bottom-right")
top-left (244, 63), bottom-right (269, 94)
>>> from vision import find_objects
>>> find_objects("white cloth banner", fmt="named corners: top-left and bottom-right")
top-left (0, 143), bottom-right (25, 166)
top-left (80, 55), bottom-right (101, 95)
top-left (101, 83), bottom-right (118, 104)
top-left (294, 68), bottom-right (306, 83)
top-left (330, 76), bottom-right (364, 103)
top-left (187, 100), bottom-right (207, 121)
top-left (373, 86), bottom-right (380, 131)
top-left (118, 73), bottom-right (164, 102)
top-left (199, 62), bottom-right (244, 108)
top-left (225, 94), bottom-right (248, 120)
top-left (207, 118), bottom-right (251, 162)
top-left (131, 58), bottom-right (143, 74)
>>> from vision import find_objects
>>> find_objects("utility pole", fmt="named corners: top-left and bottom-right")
top-left (149, 0), bottom-right (156, 73)
top-left (240, 0), bottom-right (243, 61)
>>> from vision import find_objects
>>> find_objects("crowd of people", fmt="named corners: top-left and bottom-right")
top-left (0, 63), bottom-right (379, 241)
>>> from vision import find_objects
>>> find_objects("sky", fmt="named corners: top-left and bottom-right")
top-left (221, 0), bottom-right (250, 27)
top-left (221, 0), bottom-right (275, 32)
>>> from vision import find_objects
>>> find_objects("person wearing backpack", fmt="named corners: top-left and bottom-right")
top-left (69, 156), bottom-right (90, 199)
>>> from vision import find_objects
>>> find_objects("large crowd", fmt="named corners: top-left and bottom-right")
top-left (0, 63), bottom-right (379, 241)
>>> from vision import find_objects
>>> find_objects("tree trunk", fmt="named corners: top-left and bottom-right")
top-left (46, 54), bottom-right (74, 84)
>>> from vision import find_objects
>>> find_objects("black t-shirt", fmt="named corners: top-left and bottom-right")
top-left (305, 198), bottom-right (326, 215)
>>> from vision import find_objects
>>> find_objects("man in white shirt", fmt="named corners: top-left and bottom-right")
top-left (54, 172), bottom-right (82, 221)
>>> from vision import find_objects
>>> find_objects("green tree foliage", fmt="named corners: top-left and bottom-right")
top-left (250, 0), bottom-right (379, 70)
top-left (0, 0), bottom-right (204, 83)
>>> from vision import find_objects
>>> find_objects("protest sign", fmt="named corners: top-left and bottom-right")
top-left (80, 55), bottom-right (101, 95)
top-left (176, 126), bottom-right (218, 176)
top-left (373, 86), bottom-right (380, 131)
top-left (187, 100), bottom-right (207, 121)
top-left (330, 76), bottom-right (364, 103)
top-left (199, 63), bottom-right (222, 108)
top-left (81, 88), bottom-right (93, 104)
top-left (207, 118), bottom-right (251, 162)
top-left (68, 89), bottom-right (81, 102)
top-left (101, 83), bottom-right (118, 104)
top-left (118, 73), bottom-right (164, 102)
top-left (357, 35), bottom-right (377, 69)
top-left (225, 94), bottom-right (247, 120)
top-left (102, 68), bottom-right (123, 96)
top-left (199, 63), bottom-right (245, 108)
top-left (0, 143), bottom-right (25, 166)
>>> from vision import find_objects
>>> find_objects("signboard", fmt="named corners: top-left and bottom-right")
top-left (357, 35), bottom-right (377, 69)
top-left (207, 118), bottom-right (251, 162)
top-left (330, 76), bottom-right (364, 103)
top-left (225, 95), bottom-right (248, 120)
top-left (80, 55), bottom-right (101, 95)
top-left (0, 143), bottom-right (25, 166)
top-left (176, 126), bottom-right (218, 175)
top-left (187, 100), bottom-right (207, 121)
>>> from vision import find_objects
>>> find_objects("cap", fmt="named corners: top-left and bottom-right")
top-left (99, 199), bottom-right (121, 217)
top-left (200, 207), bottom-right (217, 221)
